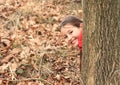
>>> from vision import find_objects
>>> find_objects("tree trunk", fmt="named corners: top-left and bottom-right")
top-left (81, 0), bottom-right (120, 85)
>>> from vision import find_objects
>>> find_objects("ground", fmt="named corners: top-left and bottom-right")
top-left (0, 0), bottom-right (82, 85)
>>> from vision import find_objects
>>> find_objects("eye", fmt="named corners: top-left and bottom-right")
top-left (69, 31), bottom-right (73, 34)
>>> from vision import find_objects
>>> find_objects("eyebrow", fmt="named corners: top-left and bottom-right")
top-left (67, 29), bottom-right (72, 33)
top-left (67, 30), bottom-right (70, 34)
top-left (63, 26), bottom-right (73, 28)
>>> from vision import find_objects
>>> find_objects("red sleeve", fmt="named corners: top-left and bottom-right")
top-left (78, 30), bottom-right (82, 50)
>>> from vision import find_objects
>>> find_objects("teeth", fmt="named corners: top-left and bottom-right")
top-left (72, 39), bottom-right (76, 44)
top-left (70, 37), bottom-right (77, 45)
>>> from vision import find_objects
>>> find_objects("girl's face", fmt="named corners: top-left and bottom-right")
top-left (61, 24), bottom-right (82, 47)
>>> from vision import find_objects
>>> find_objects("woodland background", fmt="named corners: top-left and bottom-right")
top-left (0, 0), bottom-right (82, 85)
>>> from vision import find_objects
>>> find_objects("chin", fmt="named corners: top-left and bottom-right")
top-left (73, 44), bottom-right (78, 47)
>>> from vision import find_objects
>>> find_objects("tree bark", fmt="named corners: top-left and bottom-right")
top-left (82, 0), bottom-right (120, 85)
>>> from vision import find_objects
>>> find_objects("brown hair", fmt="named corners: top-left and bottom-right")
top-left (60, 15), bottom-right (83, 30)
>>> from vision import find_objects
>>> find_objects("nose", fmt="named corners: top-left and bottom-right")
top-left (66, 34), bottom-right (72, 43)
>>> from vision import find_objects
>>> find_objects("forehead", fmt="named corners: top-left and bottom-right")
top-left (62, 24), bottom-right (74, 28)
top-left (61, 24), bottom-right (77, 32)
top-left (61, 25), bottom-right (73, 33)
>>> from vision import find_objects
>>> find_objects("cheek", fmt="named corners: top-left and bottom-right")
top-left (65, 38), bottom-right (69, 43)
top-left (73, 31), bottom-right (80, 37)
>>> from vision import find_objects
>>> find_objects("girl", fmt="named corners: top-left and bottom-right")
top-left (60, 15), bottom-right (83, 50)
top-left (59, 15), bottom-right (83, 70)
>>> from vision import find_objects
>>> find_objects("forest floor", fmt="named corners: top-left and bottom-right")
top-left (0, 0), bottom-right (82, 85)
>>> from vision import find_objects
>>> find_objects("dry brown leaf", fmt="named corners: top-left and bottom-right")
top-left (0, 0), bottom-right (81, 84)
top-left (0, 0), bottom-right (5, 4)
top-left (20, 47), bottom-right (30, 59)
top-left (1, 54), bottom-right (13, 63)
top-left (16, 82), bottom-right (26, 85)
top-left (55, 74), bottom-right (61, 80)
top-left (21, 18), bottom-right (29, 30)
top-left (1, 38), bottom-right (11, 47)
top-left (1, 48), bottom-right (21, 63)
top-left (0, 63), bottom-right (9, 73)
top-left (27, 82), bottom-right (40, 85)
top-left (11, 48), bottom-right (21, 54)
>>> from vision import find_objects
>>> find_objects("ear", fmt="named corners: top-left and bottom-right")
top-left (80, 23), bottom-right (83, 28)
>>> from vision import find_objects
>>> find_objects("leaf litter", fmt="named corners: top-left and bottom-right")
top-left (0, 0), bottom-right (82, 85)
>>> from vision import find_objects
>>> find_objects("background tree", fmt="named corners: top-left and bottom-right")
top-left (82, 0), bottom-right (120, 85)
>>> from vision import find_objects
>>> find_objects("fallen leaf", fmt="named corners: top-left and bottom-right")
top-left (0, 63), bottom-right (9, 73)
top-left (11, 48), bottom-right (21, 54)
top-left (1, 54), bottom-right (14, 63)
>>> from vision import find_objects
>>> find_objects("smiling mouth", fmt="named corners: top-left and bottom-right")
top-left (71, 38), bottom-right (77, 45)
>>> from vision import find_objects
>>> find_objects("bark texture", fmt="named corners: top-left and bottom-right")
top-left (82, 0), bottom-right (120, 85)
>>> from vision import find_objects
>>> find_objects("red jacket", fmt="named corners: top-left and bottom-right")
top-left (78, 30), bottom-right (82, 50)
